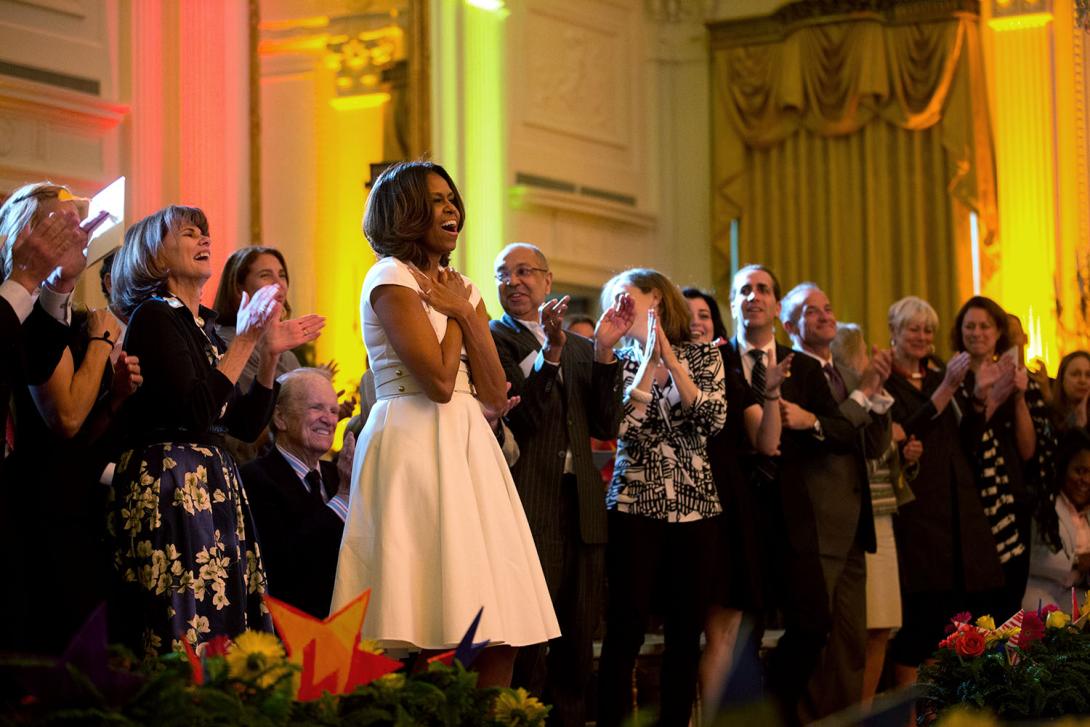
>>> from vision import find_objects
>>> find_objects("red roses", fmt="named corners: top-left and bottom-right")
top-left (954, 629), bottom-right (986, 657)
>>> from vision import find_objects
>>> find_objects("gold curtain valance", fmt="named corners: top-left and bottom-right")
top-left (710, 5), bottom-right (995, 243)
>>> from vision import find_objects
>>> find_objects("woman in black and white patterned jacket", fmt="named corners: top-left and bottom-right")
top-left (596, 268), bottom-right (727, 727)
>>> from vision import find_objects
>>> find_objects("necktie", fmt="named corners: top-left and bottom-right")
top-left (305, 470), bottom-right (326, 505)
top-left (748, 349), bottom-right (767, 404)
top-left (747, 349), bottom-right (776, 484)
top-left (824, 362), bottom-right (848, 403)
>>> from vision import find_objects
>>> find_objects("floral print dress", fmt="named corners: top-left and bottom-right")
top-left (107, 296), bottom-right (276, 658)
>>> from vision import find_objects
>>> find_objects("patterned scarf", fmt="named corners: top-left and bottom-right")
top-left (969, 378), bottom-right (1054, 563)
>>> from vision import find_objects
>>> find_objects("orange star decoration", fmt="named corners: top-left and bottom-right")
top-left (264, 590), bottom-right (402, 701)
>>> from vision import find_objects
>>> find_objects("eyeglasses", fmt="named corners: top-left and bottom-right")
top-left (495, 265), bottom-right (548, 284)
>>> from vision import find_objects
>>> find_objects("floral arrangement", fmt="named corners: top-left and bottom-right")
top-left (1, 595), bottom-right (548, 726)
top-left (918, 593), bottom-right (1090, 722)
top-left (3, 629), bottom-right (548, 726)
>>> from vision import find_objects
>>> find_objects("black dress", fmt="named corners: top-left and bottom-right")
top-left (107, 296), bottom-right (276, 658)
top-left (4, 313), bottom-right (114, 655)
top-left (886, 363), bottom-right (1004, 666)
top-left (707, 364), bottom-right (763, 611)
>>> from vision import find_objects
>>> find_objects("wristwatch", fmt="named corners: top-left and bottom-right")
top-left (811, 417), bottom-right (823, 437)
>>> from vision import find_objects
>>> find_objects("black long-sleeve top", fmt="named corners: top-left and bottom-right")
top-left (118, 296), bottom-right (277, 452)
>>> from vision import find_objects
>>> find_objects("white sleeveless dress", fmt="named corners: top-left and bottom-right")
top-left (331, 256), bottom-right (560, 649)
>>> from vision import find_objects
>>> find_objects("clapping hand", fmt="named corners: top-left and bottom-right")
top-left (265, 313), bottom-right (325, 356)
top-left (321, 359), bottom-right (341, 379)
top-left (654, 316), bottom-right (679, 371)
top-left (860, 347), bottom-right (893, 396)
top-left (336, 392), bottom-right (358, 421)
top-left (236, 284), bottom-right (283, 340)
top-left (639, 309), bottom-right (660, 368)
top-left (49, 208), bottom-right (90, 289)
top-left (943, 351), bottom-right (972, 389)
top-left (765, 353), bottom-right (793, 396)
top-left (1027, 359), bottom-right (1052, 402)
top-left (902, 435), bottom-right (923, 464)
top-left (483, 381), bottom-right (521, 432)
top-left (540, 295), bottom-right (570, 351)
top-left (109, 351), bottom-right (142, 404)
top-left (594, 292), bottom-right (636, 361)
top-left (9, 211), bottom-right (84, 293)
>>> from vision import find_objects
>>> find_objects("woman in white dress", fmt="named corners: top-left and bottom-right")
top-left (331, 161), bottom-right (559, 687)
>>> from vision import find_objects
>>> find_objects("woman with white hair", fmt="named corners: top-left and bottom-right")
top-left (883, 296), bottom-right (1004, 687)
top-left (107, 205), bottom-right (324, 656)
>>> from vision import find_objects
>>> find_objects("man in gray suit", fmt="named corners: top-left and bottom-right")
top-left (780, 282), bottom-right (892, 720)
top-left (490, 243), bottom-right (632, 727)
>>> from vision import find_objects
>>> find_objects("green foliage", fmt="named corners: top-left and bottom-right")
top-left (1, 654), bottom-right (548, 727)
top-left (918, 625), bottom-right (1090, 722)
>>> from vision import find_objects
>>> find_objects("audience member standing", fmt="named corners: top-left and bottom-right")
top-left (683, 287), bottom-right (729, 345)
top-left (596, 268), bottom-right (726, 727)
top-left (0, 184), bottom-right (97, 653)
top-left (951, 296), bottom-right (1036, 617)
top-left (242, 368), bottom-right (353, 618)
top-left (884, 296), bottom-right (1003, 687)
top-left (780, 283), bottom-right (888, 720)
top-left (1051, 351), bottom-right (1090, 434)
top-left (695, 286), bottom-right (787, 709)
top-left (489, 242), bottom-right (631, 726)
top-left (330, 161), bottom-right (558, 688)
top-left (720, 266), bottom-right (848, 724)
top-left (213, 246), bottom-right (301, 464)
top-left (1024, 429), bottom-right (1090, 609)
top-left (831, 322), bottom-right (920, 706)
top-left (107, 205), bottom-right (323, 656)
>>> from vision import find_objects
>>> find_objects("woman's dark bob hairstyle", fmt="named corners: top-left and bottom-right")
top-left (363, 160), bottom-right (465, 270)
top-left (951, 295), bottom-right (1010, 357)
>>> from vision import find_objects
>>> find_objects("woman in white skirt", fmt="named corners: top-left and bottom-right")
top-left (331, 161), bottom-right (559, 686)
top-left (832, 324), bottom-right (921, 705)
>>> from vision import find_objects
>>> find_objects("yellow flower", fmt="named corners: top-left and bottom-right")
top-left (359, 639), bottom-right (384, 655)
top-left (1046, 610), bottom-right (1071, 629)
top-left (934, 705), bottom-right (999, 727)
top-left (975, 615), bottom-right (996, 631)
top-left (225, 631), bottom-right (289, 689)
top-left (376, 672), bottom-right (405, 689)
top-left (493, 687), bottom-right (549, 726)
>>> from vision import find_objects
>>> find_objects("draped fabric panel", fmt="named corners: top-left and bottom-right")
top-left (710, 8), bottom-right (996, 347)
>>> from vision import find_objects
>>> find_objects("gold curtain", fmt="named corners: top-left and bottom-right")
top-left (710, 7), bottom-right (996, 351)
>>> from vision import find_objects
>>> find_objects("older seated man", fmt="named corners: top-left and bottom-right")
top-left (241, 367), bottom-right (353, 618)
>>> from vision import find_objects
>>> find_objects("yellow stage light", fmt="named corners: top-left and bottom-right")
top-left (329, 92), bottom-right (391, 111)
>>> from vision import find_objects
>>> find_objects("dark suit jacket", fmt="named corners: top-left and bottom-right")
top-left (490, 313), bottom-right (622, 551)
top-left (721, 341), bottom-right (864, 608)
top-left (804, 361), bottom-right (881, 557)
top-left (241, 449), bottom-right (345, 618)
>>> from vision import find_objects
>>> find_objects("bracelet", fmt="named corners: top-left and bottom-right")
top-left (88, 335), bottom-right (114, 347)
top-left (627, 387), bottom-right (653, 404)
top-left (764, 394), bottom-right (781, 401)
